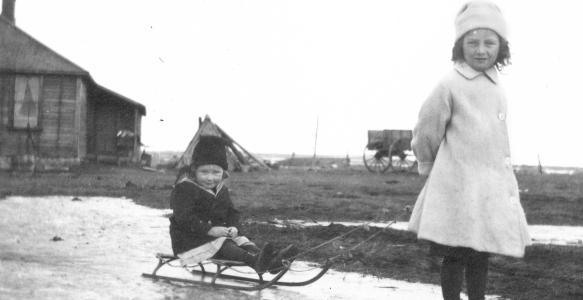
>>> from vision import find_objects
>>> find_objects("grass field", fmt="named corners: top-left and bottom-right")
top-left (1, 163), bottom-right (582, 299)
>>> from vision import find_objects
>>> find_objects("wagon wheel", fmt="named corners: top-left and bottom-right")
top-left (388, 142), bottom-right (417, 172)
top-left (363, 147), bottom-right (391, 173)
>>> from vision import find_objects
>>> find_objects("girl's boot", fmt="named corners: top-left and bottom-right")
top-left (465, 253), bottom-right (489, 300)
top-left (441, 255), bottom-right (464, 300)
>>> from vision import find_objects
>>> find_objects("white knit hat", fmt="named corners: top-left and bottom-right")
top-left (454, 0), bottom-right (507, 41)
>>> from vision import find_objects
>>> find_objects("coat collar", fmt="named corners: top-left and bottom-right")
top-left (454, 62), bottom-right (498, 84)
top-left (178, 177), bottom-right (225, 197)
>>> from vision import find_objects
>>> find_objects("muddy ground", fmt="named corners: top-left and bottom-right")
top-left (2, 195), bottom-right (493, 300)
top-left (1, 164), bottom-right (582, 299)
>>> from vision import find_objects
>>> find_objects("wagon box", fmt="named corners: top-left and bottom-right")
top-left (363, 129), bottom-right (416, 173)
top-left (366, 130), bottom-right (412, 150)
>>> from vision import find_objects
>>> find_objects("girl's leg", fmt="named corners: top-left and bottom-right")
top-left (240, 243), bottom-right (261, 254)
top-left (465, 252), bottom-right (489, 300)
top-left (214, 240), bottom-right (256, 266)
top-left (441, 255), bottom-right (464, 300)
top-left (214, 240), bottom-right (273, 273)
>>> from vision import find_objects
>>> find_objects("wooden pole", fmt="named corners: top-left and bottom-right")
top-left (215, 124), bottom-right (270, 170)
top-left (311, 116), bottom-right (319, 168)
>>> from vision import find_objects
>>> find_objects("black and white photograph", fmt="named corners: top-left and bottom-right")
top-left (1, 0), bottom-right (582, 299)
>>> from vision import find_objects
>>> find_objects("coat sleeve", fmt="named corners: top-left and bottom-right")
top-left (170, 184), bottom-right (212, 235)
top-left (411, 82), bottom-right (452, 175)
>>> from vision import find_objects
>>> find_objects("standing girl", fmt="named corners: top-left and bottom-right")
top-left (407, 1), bottom-right (531, 299)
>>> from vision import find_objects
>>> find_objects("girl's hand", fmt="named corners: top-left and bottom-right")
top-left (207, 226), bottom-right (229, 237)
top-left (227, 227), bottom-right (238, 238)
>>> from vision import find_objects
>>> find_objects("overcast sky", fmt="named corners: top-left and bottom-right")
top-left (14, 0), bottom-right (583, 167)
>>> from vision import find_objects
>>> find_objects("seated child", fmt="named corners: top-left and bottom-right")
top-left (169, 135), bottom-right (297, 274)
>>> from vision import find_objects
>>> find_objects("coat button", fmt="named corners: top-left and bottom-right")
top-left (498, 112), bottom-right (506, 120)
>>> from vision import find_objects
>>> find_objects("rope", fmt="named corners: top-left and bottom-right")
top-left (329, 207), bottom-right (411, 262)
top-left (285, 224), bottom-right (365, 261)
top-left (258, 225), bottom-right (365, 274)
top-left (265, 206), bottom-right (410, 273)
top-left (328, 219), bottom-right (397, 262)
top-left (172, 207), bottom-right (411, 274)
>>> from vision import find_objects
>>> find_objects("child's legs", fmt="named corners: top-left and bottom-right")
top-left (441, 255), bottom-right (464, 300)
top-left (240, 243), bottom-right (261, 254)
top-left (465, 251), bottom-right (489, 300)
top-left (213, 240), bottom-right (256, 267)
top-left (231, 236), bottom-right (261, 254)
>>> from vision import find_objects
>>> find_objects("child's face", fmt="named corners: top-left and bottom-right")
top-left (193, 164), bottom-right (224, 189)
top-left (462, 29), bottom-right (500, 72)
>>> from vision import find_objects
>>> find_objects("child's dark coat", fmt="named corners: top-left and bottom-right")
top-left (169, 179), bottom-right (240, 255)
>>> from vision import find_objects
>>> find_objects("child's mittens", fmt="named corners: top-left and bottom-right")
top-left (208, 226), bottom-right (230, 237)
top-left (227, 227), bottom-right (238, 238)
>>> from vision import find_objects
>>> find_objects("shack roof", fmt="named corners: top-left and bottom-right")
top-left (0, 16), bottom-right (145, 115)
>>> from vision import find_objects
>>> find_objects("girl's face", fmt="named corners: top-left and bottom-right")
top-left (193, 164), bottom-right (224, 189)
top-left (462, 29), bottom-right (500, 72)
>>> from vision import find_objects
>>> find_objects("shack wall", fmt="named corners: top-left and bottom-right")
top-left (0, 73), bottom-right (87, 170)
top-left (85, 93), bottom-right (142, 164)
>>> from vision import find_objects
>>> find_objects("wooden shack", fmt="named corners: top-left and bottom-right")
top-left (0, 6), bottom-right (146, 171)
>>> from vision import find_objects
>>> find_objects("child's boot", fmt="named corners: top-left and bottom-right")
top-left (253, 243), bottom-right (274, 274)
top-left (268, 244), bottom-right (299, 274)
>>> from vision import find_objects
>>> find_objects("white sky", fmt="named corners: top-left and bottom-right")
top-left (13, 0), bottom-right (583, 167)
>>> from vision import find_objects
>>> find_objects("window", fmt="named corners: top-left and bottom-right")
top-left (13, 76), bottom-right (41, 129)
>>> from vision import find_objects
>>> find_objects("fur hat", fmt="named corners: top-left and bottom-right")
top-left (191, 135), bottom-right (228, 170)
top-left (455, 0), bottom-right (507, 41)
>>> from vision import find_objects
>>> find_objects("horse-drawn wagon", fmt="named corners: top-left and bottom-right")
top-left (363, 130), bottom-right (417, 173)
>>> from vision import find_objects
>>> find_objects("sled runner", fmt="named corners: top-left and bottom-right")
top-left (141, 253), bottom-right (333, 291)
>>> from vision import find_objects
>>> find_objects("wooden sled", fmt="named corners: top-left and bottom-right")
top-left (141, 253), bottom-right (333, 291)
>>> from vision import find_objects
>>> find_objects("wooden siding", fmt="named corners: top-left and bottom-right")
top-left (85, 94), bottom-right (96, 155)
top-left (134, 107), bottom-right (142, 163)
top-left (38, 76), bottom-right (79, 157)
top-left (76, 78), bottom-right (87, 158)
top-left (86, 91), bottom-right (142, 163)
top-left (0, 75), bottom-right (14, 129)
top-left (0, 74), bottom-right (83, 161)
top-left (94, 104), bottom-right (117, 155)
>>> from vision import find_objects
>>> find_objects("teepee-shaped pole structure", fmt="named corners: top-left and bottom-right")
top-left (176, 115), bottom-right (270, 172)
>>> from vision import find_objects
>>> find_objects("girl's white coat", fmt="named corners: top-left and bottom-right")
top-left (408, 63), bottom-right (531, 257)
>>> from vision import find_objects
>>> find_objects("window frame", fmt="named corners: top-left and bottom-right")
top-left (10, 75), bottom-right (43, 131)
